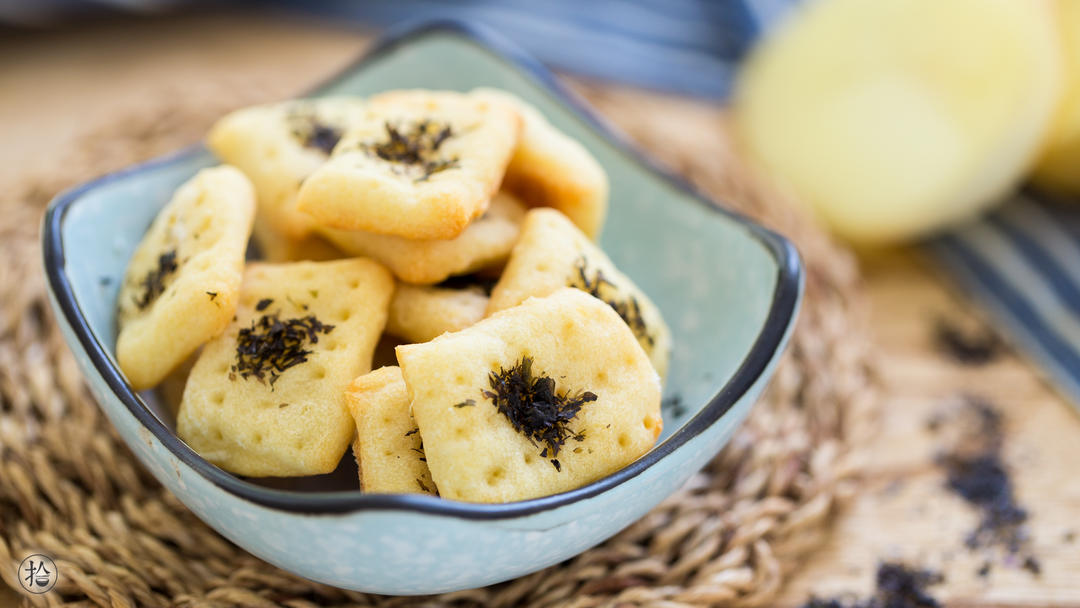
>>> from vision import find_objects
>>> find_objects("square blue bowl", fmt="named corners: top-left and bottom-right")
top-left (41, 20), bottom-right (802, 594)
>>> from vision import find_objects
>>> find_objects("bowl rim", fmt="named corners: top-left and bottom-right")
top-left (41, 19), bottom-right (802, 519)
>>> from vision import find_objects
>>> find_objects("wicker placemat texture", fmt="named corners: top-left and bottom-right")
top-left (0, 80), bottom-right (877, 607)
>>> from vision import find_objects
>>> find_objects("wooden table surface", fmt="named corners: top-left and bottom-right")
top-left (2, 11), bottom-right (1078, 607)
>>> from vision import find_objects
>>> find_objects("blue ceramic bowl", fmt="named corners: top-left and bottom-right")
top-left (41, 21), bottom-right (802, 594)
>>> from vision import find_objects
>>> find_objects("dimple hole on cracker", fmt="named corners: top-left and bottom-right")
top-left (485, 467), bottom-right (505, 486)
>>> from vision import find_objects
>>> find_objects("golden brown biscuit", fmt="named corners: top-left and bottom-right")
top-left (344, 366), bottom-right (436, 495)
top-left (252, 220), bottom-right (342, 263)
top-left (396, 288), bottom-right (662, 503)
top-left (176, 258), bottom-right (394, 477)
top-left (487, 208), bottom-right (671, 379)
top-left (472, 88), bottom-right (609, 238)
top-left (207, 98), bottom-right (367, 256)
top-left (386, 283), bottom-right (488, 344)
top-left (297, 90), bottom-right (521, 239)
top-left (319, 190), bottom-right (526, 284)
top-left (116, 165), bottom-right (255, 390)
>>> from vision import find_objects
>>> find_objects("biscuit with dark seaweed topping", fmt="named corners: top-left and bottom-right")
top-left (207, 97), bottom-right (367, 260)
top-left (177, 258), bottom-right (393, 477)
top-left (116, 166), bottom-right (255, 390)
top-left (487, 208), bottom-right (671, 379)
top-left (396, 288), bottom-right (662, 503)
top-left (297, 90), bottom-right (521, 240)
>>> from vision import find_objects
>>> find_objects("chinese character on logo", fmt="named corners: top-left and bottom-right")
top-left (18, 554), bottom-right (57, 594)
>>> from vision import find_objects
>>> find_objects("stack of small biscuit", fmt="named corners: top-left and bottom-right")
top-left (116, 89), bottom-right (671, 503)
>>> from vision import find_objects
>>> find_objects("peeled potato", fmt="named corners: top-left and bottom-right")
top-left (1032, 1), bottom-right (1080, 196)
top-left (733, 0), bottom-right (1062, 244)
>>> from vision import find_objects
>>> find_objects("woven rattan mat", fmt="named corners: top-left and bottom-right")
top-left (0, 78), bottom-right (877, 607)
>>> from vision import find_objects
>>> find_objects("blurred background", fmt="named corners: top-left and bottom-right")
top-left (2, 1), bottom-right (1079, 607)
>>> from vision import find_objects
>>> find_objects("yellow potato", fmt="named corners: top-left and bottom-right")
top-left (1032, 1), bottom-right (1080, 195)
top-left (733, 0), bottom-right (1062, 244)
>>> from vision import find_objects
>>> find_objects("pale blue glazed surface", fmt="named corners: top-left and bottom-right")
top-left (43, 25), bottom-right (800, 594)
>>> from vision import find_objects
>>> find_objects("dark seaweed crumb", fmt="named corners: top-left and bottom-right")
top-left (930, 396), bottom-right (1039, 575)
top-left (278, 403), bottom-right (289, 408)
top-left (551, 459), bottom-right (561, 472)
top-left (306, 123), bottom-right (343, 155)
top-left (287, 107), bottom-right (343, 155)
top-left (799, 562), bottom-right (943, 608)
top-left (481, 356), bottom-right (594, 470)
top-left (417, 478), bottom-right (431, 493)
top-left (934, 318), bottom-right (1003, 365)
top-left (361, 120), bottom-right (459, 182)
top-left (206, 291), bottom-right (218, 300)
top-left (419, 457), bottom-right (427, 462)
top-left (976, 561), bottom-right (992, 578)
top-left (134, 249), bottom-right (178, 309)
top-left (231, 312), bottom-right (334, 386)
top-left (454, 399), bottom-right (476, 408)
top-left (435, 273), bottom-right (499, 295)
top-left (1022, 556), bottom-right (1042, 576)
top-left (572, 256), bottom-right (653, 347)
top-left (255, 298), bottom-right (274, 312)
top-left (663, 394), bottom-right (687, 418)
top-left (404, 428), bottom-right (419, 437)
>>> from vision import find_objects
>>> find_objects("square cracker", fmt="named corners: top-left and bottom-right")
top-left (252, 221), bottom-right (342, 263)
top-left (207, 98), bottom-right (367, 255)
top-left (319, 190), bottom-right (526, 284)
top-left (387, 283), bottom-right (488, 344)
top-left (297, 90), bottom-right (521, 240)
top-left (176, 258), bottom-right (394, 477)
top-left (396, 288), bottom-right (662, 503)
top-left (117, 165), bottom-right (255, 390)
top-left (344, 366), bottom-right (436, 495)
top-left (487, 208), bottom-right (672, 380)
top-left (472, 88), bottom-right (609, 239)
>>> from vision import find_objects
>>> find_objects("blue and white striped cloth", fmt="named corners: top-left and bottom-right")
top-left (263, 0), bottom-right (801, 99)
top-left (932, 194), bottom-right (1080, 402)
